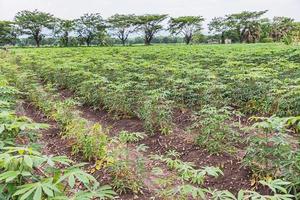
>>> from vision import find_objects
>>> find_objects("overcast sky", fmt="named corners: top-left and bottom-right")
top-left (1, 0), bottom-right (299, 32)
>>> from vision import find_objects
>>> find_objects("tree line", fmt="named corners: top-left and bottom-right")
top-left (0, 9), bottom-right (299, 47)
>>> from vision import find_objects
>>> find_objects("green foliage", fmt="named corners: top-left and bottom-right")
top-left (0, 21), bottom-right (17, 46)
top-left (152, 152), bottom-right (223, 185)
top-left (271, 17), bottom-right (295, 42)
top-left (135, 14), bottom-right (168, 45)
top-left (242, 116), bottom-right (300, 197)
top-left (107, 14), bottom-right (137, 45)
top-left (153, 152), bottom-right (294, 199)
top-left (4, 66), bottom-right (110, 161)
top-left (0, 146), bottom-right (116, 200)
top-left (208, 17), bottom-right (228, 43)
top-left (2, 43), bottom-right (300, 198)
top-left (209, 179), bottom-right (294, 200)
top-left (118, 131), bottom-right (146, 143)
top-left (283, 35), bottom-right (293, 45)
top-left (10, 44), bottom-right (300, 130)
top-left (0, 73), bottom-right (116, 200)
top-left (226, 10), bottom-right (268, 43)
top-left (14, 10), bottom-right (56, 47)
top-left (0, 111), bottom-right (48, 141)
top-left (137, 91), bottom-right (173, 135)
top-left (169, 16), bottom-right (204, 44)
top-left (108, 142), bottom-right (146, 194)
top-left (75, 13), bottom-right (107, 46)
top-left (261, 37), bottom-right (274, 43)
top-left (243, 116), bottom-right (293, 178)
top-left (54, 19), bottom-right (75, 47)
top-left (191, 106), bottom-right (238, 154)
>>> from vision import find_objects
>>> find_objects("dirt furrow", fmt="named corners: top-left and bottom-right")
top-left (59, 88), bottom-right (253, 193)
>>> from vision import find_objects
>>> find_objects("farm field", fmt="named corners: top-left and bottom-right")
top-left (1, 43), bottom-right (300, 199)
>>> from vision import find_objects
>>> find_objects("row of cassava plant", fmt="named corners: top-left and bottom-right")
top-left (152, 150), bottom-right (223, 185)
top-left (11, 44), bottom-right (300, 117)
top-left (242, 115), bottom-right (300, 198)
top-left (2, 52), bottom-right (149, 196)
top-left (189, 105), bottom-right (241, 154)
top-left (151, 151), bottom-right (294, 199)
top-left (18, 58), bottom-right (175, 135)
top-left (17, 71), bottom-right (150, 195)
top-left (1, 56), bottom-right (109, 161)
top-left (0, 71), bottom-right (116, 200)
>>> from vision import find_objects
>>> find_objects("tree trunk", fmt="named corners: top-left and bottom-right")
top-left (185, 36), bottom-right (191, 45)
top-left (66, 38), bottom-right (69, 47)
top-left (144, 36), bottom-right (151, 45)
top-left (240, 28), bottom-right (246, 43)
top-left (64, 31), bottom-right (69, 47)
top-left (86, 37), bottom-right (91, 46)
top-left (239, 35), bottom-right (244, 43)
top-left (86, 34), bottom-right (93, 46)
top-left (36, 40), bottom-right (40, 48)
top-left (34, 34), bottom-right (40, 47)
top-left (221, 32), bottom-right (225, 44)
top-left (121, 39), bottom-right (125, 46)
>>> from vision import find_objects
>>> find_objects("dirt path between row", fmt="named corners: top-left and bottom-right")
top-left (18, 102), bottom-right (75, 160)
top-left (17, 85), bottom-right (254, 200)
top-left (59, 89), bottom-right (253, 194)
top-left (18, 100), bottom-right (161, 199)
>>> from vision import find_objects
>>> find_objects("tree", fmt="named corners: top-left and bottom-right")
top-left (289, 22), bottom-right (300, 44)
top-left (135, 14), bottom-right (168, 45)
top-left (54, 19), bottom-right (75, 47)
top-left (270, 17), bottom-right (294, 42)
top-left (169, 16), bottom-right (204, 45)
top-left (107, 14), bottom-right (137, 46)
top-left (0, 21), bottom-right (17, 46)
top-left (192, 33), bottom-right (207, 44)
top-left (14, 10), bottom-right (55, 47)
top-left (208, 17), bottom-right (228, 44)
top-left (75, 13), bottom-right (106, 46)
top-left (282, 22), bottom-right (300, 45)
top-left (226, 10), bottom-right (268, 43)
top-left (259, 18), bottom-right (272, 42)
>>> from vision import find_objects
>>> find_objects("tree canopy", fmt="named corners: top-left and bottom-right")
top-left (270, 17), bottom-right (294, 42)
top-left (208, 17), bottom-right (228, 43)
top-left (0, 9), bottom-right (299, 47)
top-left (107, 14), bottom-right (137, 46)
top-left (135, 14), bottom-right (168, 45)
top-left (226, 10), bottom-right (268, 43)
top-left (14, 10), bottom-right (55, 47)
top-left (0, 21), bottom-right (17, 46)
top-left (169, 16), bottom-right (204, 44)
top-left (76, 13), bottom-right (107, 46)
top-left (54, 19), bottom-right (75, 47)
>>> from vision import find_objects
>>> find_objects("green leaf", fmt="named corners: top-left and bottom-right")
top-left (0, 124), bottom-right (4, 134)
top-left (42, 184), bottom-right (54, 197)
top-left (33, 186), bottom-right (42, 200)
top-left (24, 155), bottom-right (33, 168)
top-left (19, 188), bottom-right (36, 200)
top-left (0, 171), bottom-right (20, 183)
top-left (237, 190), bottom-right (245, 200)
top-left (68, 175), bottom-right (75, 188)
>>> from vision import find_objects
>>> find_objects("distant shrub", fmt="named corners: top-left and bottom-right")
top-left (260, 37), bottom-right (273, 43)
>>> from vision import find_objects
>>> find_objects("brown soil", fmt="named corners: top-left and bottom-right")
top-left (60, 88), bottom-right (145, 137)
top-left (19, 88), bottom-right (255, 199)
top-left (59, 89), bottom-right (253, 194)
top-left (18, 101), bottom-right (155, 199)
top-left (17, 102), bottom-right (76, 160)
